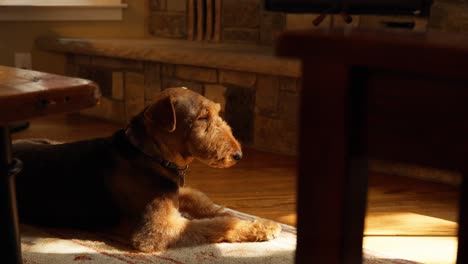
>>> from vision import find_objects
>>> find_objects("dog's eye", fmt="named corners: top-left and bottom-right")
top-left (198, 116), bottom-right (209, 121)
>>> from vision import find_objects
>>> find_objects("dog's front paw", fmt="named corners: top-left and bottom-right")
top-left (223, 218), bottom-right (282, 243)
top-left (251, 219), bottom-right (282, 241)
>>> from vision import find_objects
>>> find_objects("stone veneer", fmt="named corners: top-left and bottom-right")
top-left (65, 54), bottom-right (300, 155)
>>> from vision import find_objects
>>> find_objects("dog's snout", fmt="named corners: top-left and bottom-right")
top-left (232, 151), bottom-right (243, 161)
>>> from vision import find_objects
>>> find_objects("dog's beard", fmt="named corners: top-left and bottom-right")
top-left (210, 158), bottom-right (237, 168)
top-left (195, 154), bottom-right (238, 168)
top-left (196, 143), bottom-right (240, 168)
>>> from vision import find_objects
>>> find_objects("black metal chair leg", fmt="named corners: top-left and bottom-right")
top-left (0, 126), bottom-right (23, 264)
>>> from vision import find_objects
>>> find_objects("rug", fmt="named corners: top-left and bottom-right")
top-left (21, 209), bottom-right (418, 264)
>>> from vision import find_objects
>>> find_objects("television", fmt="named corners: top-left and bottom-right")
top-left (264, 0), bottom-right (433, 16)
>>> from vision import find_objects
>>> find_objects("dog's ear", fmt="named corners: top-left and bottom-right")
top-left (144, 95), bottom-right (176, 132)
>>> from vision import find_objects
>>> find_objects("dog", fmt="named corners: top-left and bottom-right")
top-left (13, 87), bottom-right (281, 252)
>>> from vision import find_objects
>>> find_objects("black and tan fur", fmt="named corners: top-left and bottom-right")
top-left (13, 87), bottom-right (281, 252)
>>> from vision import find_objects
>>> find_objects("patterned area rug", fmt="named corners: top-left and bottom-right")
top-left (21, 209), bottom-right (417, 264)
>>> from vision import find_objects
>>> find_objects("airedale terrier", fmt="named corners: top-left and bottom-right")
top-left (13, 87), bottom-right (281, 252)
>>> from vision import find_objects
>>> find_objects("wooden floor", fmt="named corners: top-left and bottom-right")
top-left (12, 114), bottom-right (460, 263)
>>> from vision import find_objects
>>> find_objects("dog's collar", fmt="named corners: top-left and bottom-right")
top-left (122, 128), bottom-right (187, 187)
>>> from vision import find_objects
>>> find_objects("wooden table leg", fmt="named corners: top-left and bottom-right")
top-left (295, 62), bottom-right (368, 264)
top-left (0, 126), bottom-right (23, 264)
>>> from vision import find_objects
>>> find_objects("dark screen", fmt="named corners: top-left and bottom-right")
top-left (264, 0), bottom-right (432, 16)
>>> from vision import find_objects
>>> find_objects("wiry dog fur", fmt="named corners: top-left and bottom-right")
top-left (13, 87), bottom-right (281, 252)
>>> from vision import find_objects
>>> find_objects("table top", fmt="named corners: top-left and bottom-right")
top-left (0, 65), bottom-right (99, 125)
top-left (276, 29), bottom-right (468, 78)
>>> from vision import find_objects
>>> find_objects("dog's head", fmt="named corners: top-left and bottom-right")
top-left (141, 87), bottom-right (242, 168)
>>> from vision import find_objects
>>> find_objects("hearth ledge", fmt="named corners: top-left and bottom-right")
top-left (36, 37), bottom-right (301, 78)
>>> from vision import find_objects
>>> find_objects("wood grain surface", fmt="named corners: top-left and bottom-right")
top-left (0, 66), bottom-right (98, 124)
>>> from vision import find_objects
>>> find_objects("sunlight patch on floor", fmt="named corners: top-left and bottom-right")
top-left (364, 212), bottom-right (458, 264)
top-left (363, 236), bottom-right (457, 264)
top-left (365, 212), bottom-right (458, 236)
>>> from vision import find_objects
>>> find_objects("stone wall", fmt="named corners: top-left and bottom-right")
top-left (66, 54), bottom-right (300, 155)
top-left (148, 0), bottom-right (284, 44)
top-left (149, 0), bottom-right (188, 39)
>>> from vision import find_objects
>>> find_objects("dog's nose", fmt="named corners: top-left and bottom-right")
top-left (232, 151), bottom-right (243, 161)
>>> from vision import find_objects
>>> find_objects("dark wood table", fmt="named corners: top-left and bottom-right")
top-left (276, 30), bottom-right (468, 264)
top-left (0, 65), bottom-right (99, 263)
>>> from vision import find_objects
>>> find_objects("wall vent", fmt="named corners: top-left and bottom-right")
top-left (187, 0), bottom-right (222, 41)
